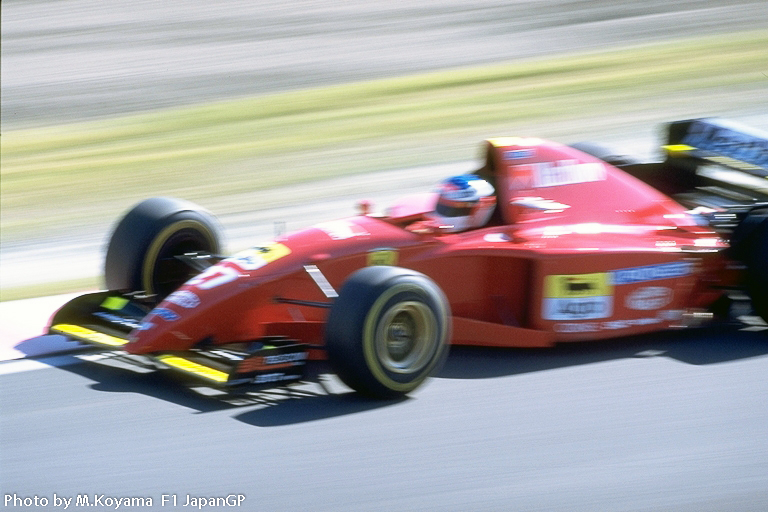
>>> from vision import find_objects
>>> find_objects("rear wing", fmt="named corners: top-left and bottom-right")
top-left (588, 118), bottom-right (768, 233)
top-left (657, 119), bottom-right (768, 214)
top-left (664, 118), bottom-right (768, 178)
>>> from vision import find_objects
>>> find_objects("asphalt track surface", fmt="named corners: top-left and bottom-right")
top-left (3, 1), bottom-right (768, 511)
top-left (2, 325), bottom-right (768, 511)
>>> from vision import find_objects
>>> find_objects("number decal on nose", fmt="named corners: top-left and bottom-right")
top-left (187, 265), bottom-right (240, 290)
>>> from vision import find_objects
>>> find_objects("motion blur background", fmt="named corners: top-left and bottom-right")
top-left (3, 3), bottom-right (768, 512)
top-left (1, 0), bottom-right (767, 297)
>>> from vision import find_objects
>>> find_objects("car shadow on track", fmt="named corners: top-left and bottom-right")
top-left (49, 354), bottom-right (243, 413)
top-left (39, 348), bottom-right (403, 421)
top-left (234, 391), bottom-right (407, 427)
top-left (26, 322), bottom-right (766, 425)
top-left (438, 324), bottom-right (768, 380)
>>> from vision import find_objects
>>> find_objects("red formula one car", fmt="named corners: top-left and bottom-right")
top-left (49, 118), bottom-right (768, 397)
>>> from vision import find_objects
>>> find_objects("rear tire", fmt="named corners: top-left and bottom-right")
top-left (325, 266), bottom-right (450, 398)
top-left (104, 197), bottom-right (222, 299)
top-left (731, 208), bottom-right (768, 322)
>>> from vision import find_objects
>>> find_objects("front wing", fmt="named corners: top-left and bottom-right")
top-left (49, 291), bottom-right (308, 389)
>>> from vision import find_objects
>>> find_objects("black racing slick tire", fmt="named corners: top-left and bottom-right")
top-left (325, 266), bottom-right (450, 399)
top-left (104, 197), bottom-right (222, 299)
top-left (731, 207), bottom-right (768, 323)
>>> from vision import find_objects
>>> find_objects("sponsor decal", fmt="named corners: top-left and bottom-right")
top-left (483, 233), bottom-right (511, 243)
top-left (503, 148), bottom-right (536, 160)
top-left (512, 196), bottom-right (571, 213)
top-left (553, 322), bottom-right (600, 333)
top-left (138, 321), bottom-right (155, 331)
top-left (554, 315), bottom-right (667, 333)
top-left (542, 272), bottom-right (613, 320)
top-left (545, 273), bottom-right (612, 298)
top-left (187, 265), bottom-right (240, 290)
top-left (681, 120), bottom-right (768, 170)
top-left (100, 296), bottom-right (129, 311)
top-left (545, 264), bottom-right (687, 322)
top-left (151, 308), bottom-right (180, 322)
top-left (543, 298), bottom-right (612, 321)
top-left (602, 318), bottom-right (662, 330)
top-left (264, 352), bottom-right (307, 365)
top-left (252, 372), bottom-right (301, 384)
top-left (367, 248), bottom-right (398, 266)
top-left (513, 159), bottom-right (607, 189)
top-left (93, 312), bottom-right (141, 330)
top-left (315, 220), bottom-right (369, 240)
top-left (611, 261), bottom-right (692, 285)
top-left (237, 353), bottom-right (307, 374)
top-left (165, 290), bottom-right (200, 308)
top-left (658, 309), bottom-right (684, 321)
top-left (625, 286), bottom-right (673, 311)
top-left (230, 242), bottom-right (291, 271)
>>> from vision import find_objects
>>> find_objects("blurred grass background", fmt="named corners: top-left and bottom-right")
top-left (2, 29), bottom-right (767, 299)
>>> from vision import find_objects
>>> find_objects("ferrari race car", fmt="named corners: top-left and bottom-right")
top-left (49, 118), bottom-right (768, 398)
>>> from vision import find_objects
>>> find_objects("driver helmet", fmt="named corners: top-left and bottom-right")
top-left (430, 174), bottom-right (496, 232)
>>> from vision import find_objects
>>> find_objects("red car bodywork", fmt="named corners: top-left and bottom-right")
top-left (122, 137), bottom-right (731, 357)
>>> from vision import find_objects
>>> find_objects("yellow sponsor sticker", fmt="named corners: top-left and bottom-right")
top-left (51, 324), bottom-right (128, 347)
top-left (367, 249), bottom-right (398, 266)
top-left (662, 144), bottom-right (695, 155)
top-left (100, 296), bottom-right (129, 311)
top-left (544, 272), bottom-right (612, 298)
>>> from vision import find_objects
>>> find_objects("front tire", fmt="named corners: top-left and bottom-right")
top-left (325, 266), bottom-right (450, 398)
top-left (104, 197), bottom-right (222, 299)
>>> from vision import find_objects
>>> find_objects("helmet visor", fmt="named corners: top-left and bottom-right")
top-left (436, 199), bottom-right (474, 218)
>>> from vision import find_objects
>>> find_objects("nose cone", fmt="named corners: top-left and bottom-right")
top-left (124, 289), bottom-right (205, 354)
top-left (125, 263), bottom-right (246, 353)
top-left (125, 241), bottom-right (302, 354)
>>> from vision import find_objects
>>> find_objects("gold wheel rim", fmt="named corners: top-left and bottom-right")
top-left (374, 301), bottom-right (438, 374)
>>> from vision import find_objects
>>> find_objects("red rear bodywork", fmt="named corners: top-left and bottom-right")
top-left (125, 138), bottom-right (732, 355)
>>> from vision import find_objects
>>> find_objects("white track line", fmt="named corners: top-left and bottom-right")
top-left (0, 292), bottom-right (90, 361)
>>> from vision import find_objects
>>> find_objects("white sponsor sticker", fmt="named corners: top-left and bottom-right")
top-left (542, 296), bottom-right (613, 321)
top-left (532, 160), bottom-right (606, 188)
top-left (165, 290), bottom-right (201, 308)
top-left (554, 316), bottom-right (663, 333)
top-left (315, 220), bottom-right (369, 240)
top-left (612, 261), bottom-right (692, 285)
top-left (625, 287), bottom-right (673, 311)
top-left (483, 233), bottom-right (511, 243)
top-left (554, 322), bottom-right (600, 333)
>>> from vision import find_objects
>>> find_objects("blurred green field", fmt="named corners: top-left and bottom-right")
top-left (1, 29), bottom-right (767, 300)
